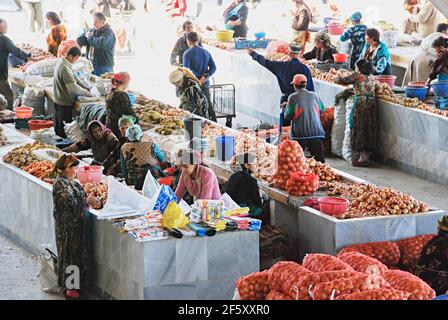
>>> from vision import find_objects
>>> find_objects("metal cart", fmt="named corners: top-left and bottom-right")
top-left (209, 83), bottom-right (236, 128)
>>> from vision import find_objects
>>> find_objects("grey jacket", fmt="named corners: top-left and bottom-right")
top-left (53, 58), bottom-right (90, 106)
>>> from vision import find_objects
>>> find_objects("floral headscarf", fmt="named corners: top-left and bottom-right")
top-left (126, 124), bottom-right (143, 142)
top-left (51, 154), bottom-right (79, 177)
top-left (118, 115), bottom-right (136, 128)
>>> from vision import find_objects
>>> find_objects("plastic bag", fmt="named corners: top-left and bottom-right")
top-left (73, 57), bottom-right (94, 77)
top-left (64, 121), bottom-right (86, 143)
top-left (24, 58), bottom-right (57, 77)
top-left (142, 170), bottom-right (160, 199)
top-left (342, 98), bottom-right (357, 163)
top-left (148, 184), bottom-right (178, 213)
top-left (331, 99), bottom-right (346, 157)
top-left (162, 201), bottom-right (189, 229)
top-left (22, 85), bottom-right (45, 116)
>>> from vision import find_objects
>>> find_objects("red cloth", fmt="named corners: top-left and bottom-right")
top-left (165, 0), bottom-right (187, 17)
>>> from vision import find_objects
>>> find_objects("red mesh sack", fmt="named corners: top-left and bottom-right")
top-left (335, 288), bottom-right (411, 300)
top-left (382, 270), bottom-right (436, 300)
top-left (396, 234), bottom-right (436, 271)
top-left (236, 270), bottom-right (270, 300)
top-left (273, 140), bottom-right (307, 190)
top-left (266, 290), bottom-right (294, 300)
top-left (57, 40), bottom-right (80, 58)
top-left (267, 261), bottom-right (301, 292)
top-left (286, 172), bottom-right (319, 197)
top-left (302, 254), bottom-right (355, 273)
top-left (337, 241), bottom-right (401, 267)
top-left (337, 252), bottom-right (388, 275)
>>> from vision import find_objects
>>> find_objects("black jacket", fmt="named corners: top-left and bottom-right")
top-left (226, 170), bottom-right (262, 208)
top-left (0, 33), bottom-right (29, 80)
top-left (77, 24), bottom-right (116, 68)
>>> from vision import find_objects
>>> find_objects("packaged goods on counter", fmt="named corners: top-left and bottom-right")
top-left (226, 216), bottom-right (261, 231)
top-left (117, 211), bottom-right (168, 242)
top-left (190, 200), bottom-right (225, 223)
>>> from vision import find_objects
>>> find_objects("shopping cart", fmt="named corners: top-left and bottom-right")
top-left (209, 83), bottom-right (236, 128)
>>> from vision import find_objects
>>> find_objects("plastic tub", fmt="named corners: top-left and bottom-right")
top-left (333, 53), bottom-right (348, 63)
top-left (327, 23), bottom-right (344, 35)
top-left (75, 165), bottom-right (103, 185)
top-left (254, 32), bottom-right (266, 39)
top-left (431, 80), bottom-right (448, 97)
top-left (158, 176), bottom-right (175, 187)
top-left (405, 86), bottom-right (428, 100)
top-left (215, 135), bottom-right (235, 162)
top-left (318, 197), bottom-right (349, 217)
top-left (28, 120), bottom-right (54, 131)
top-left (216, 30), bottom-right (234, 42)
top-left (375, 75), bottom-right (397, 89)
top-left (408, 81), bottom-right (427, 87)
top-left (15, 107), bottom-right (33, 119)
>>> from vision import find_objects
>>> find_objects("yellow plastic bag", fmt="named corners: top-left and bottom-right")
top-left (162, 201), bottom-right (189, 229)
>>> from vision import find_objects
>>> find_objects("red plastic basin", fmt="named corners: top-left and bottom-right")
top-left (376, 75), bottom-right (397, 89)
top-left (333, 53), bottom-right (348, 63)
top-left (15, 107), bottom-right (33, 119)
top-left (28, 120), bottom-right (53, 131)
top-left (158, 176), bottom-right (175, 186)
top-left (318, 197), bottom-right (349, 216)
top-left (75, 165), bottom-right (103, 185)
top-left (327, 23), bottom-right (345, 35)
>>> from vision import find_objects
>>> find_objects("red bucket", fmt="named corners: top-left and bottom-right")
top-left (158, 176), bottom-right (175, 186)
top-left (318, 197), bottom-right (349, 217)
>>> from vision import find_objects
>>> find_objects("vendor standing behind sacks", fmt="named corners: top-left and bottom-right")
top-left (53, 46), bottom-right (94, 138)
top-left (77, 12), bottom-right (116, 76)
top-left (339, 12), bottom-right (367, 70)
top-left (223, 0), bottom-right (249, 38)
top-left (282, 74), bottom-right (325, 163)
top-left (407, 0), bottom-right (444, 39)
top-left (290, 0), bottom-right (312, 55)
top-left (0, 18), bottom-right (31, 110)
top-left (403, 23), bottom-right (448, 85)
top-left (247, 43), bottom-right (314, 105)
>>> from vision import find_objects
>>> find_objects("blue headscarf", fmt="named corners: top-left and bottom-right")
top-left (350, 12), bottom-right (362, 22)
top-left (126, 124), bottom-right (143, 142)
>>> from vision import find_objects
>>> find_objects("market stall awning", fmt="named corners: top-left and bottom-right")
top-left (430, 0), bottom-right (448, 18)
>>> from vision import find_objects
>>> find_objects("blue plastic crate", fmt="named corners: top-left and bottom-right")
top-left (234, 39), bottom-right (269, 50)
top-left (433, 294), bottom-right (448, 300)
top-left (435, 97), bottom-right (448, 110)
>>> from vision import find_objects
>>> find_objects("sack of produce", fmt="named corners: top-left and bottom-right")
top-left (267, 40), bottom-right (290, 56)
top-left (285, 172), bottom-right (319, 197)
top-left (342, 97), bottom-right (357, 163)
top-left (273, 139), bottom-right (307, 190)
top-left (267, 261), bottom-right (305, 292)
top-left (396, 234), bottom-right (436, 272)
top-left (266, 290), bottom-right (294, 300)
top-left (236, 270), bottom-right (270, 300)
top-left (280, 263), bottom-right (311, 297)
top-left (293, 270), bottom-right (361, 300)
top-left (337, 252), bottom-right (388, 275)
top-left (312, 274), bottom-right (390, 300)
top-left (331, 98), bottom-right (346, 157)
top-left (24, 58), bottom-right (57, 78)
top-left (302, 253), bottom-right (354, 272)
top-left (382, 270), bottom-right (436, 300)
top-left (22, 85), bottom-right (45, 116)
top-left (335, 288), bottom-right (411, 300)
top-left (57, 40), bottom-right (80, 58)
top-left (64, 121), bottom-right (86, 143)
top-left (337, 241), bottom-right (401, 267)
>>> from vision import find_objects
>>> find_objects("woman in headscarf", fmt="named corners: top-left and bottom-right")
top-left (103, 115), bottom-right (136, 177)
top-left (169, 68), bottom-right (216, 121)
top-left (226, 153), bottom-right (264, 218)
top-left (52, 154), bottom-right (100, 299)
top-left (45, 11), bottom-right (68, 57)
top-left (414, 216), bottom-right (448, 296)
top-left (303, 31), bottom-right (338, 62)
top-left (175, 148), bottom-right (221, 202)
top-left (63, 120), bottom-right (119, 175)
top-left (121, 124), bottom-right (166, 190)
top-left (223, 0), bottom-right (249, 38)
top-left (105, 72), bottom-right (140, 139)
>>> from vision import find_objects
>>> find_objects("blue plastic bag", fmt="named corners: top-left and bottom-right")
top-left (150, 185), bottom-right (177, 213)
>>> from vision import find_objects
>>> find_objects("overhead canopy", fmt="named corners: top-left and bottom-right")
top-left (430, 0), bottom-right (448, 18)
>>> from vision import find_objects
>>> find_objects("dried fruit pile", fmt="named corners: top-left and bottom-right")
top-left (83, 182), bottom-right (108, 210)
top-left (3, 142), bottom-right (52, 168)
top-left (23, 160), bottom-right (54, 183)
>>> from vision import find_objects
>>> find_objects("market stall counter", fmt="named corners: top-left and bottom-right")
top-left (0, 125), bottom-right (259, 300)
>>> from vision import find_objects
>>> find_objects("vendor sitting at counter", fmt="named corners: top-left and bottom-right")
top-left (339, 12), bottom-right (367, 70)
top-left (426, 36), bottom-right (448, 84)
top-left (105, 72), bottom-right (140, 139)
top-left (223, 0), bottom-right (249, 38)
top-left (359, 28), bottom-right (392, 76)
top-left (63, 121), bottom-right (120, 175)
top-left (175, 149), bottom-right (221, 202)
top-left (226, 153), bottom-right (264, 218)
top-left (121, 124), bottom-right (166, 190)
top-left (303, 31), bottom-right (338, 63)
top-left (246, 43), bottom-right (314, 105)
top-left (282, 74), bottom-right (325, 163)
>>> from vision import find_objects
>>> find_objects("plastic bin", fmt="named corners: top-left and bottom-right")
top-left (28, 120), bottom-right (54, 131)
top-left (15, 107), bottom-right (33, 119)
top-left (158, 176), bottom-right (175, 187)
top-left (318, 197), bottom-right (349, 217)
top-left (405, 86), bottom-right (428, 100)
top-left (75, 166), bottom-right (103, 185)
top-left (431, 80), bottom-right (448, 97)
top-left (376, 75), bottom-right (397, 89)
top-left (216, 30), bottom-right (234, 42)
top-left (333, 53), bottom-right (348, 63)
top-left (215, 135), bottom-right (235, 162)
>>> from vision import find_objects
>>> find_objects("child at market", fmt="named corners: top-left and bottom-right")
top-left (282, 74), bottom-right (325, 163)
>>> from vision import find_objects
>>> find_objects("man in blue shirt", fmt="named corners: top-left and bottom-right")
top-left (247, 43), bottom-right (314, 105)
top-left (182, 31), bottom-right (217, 111)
